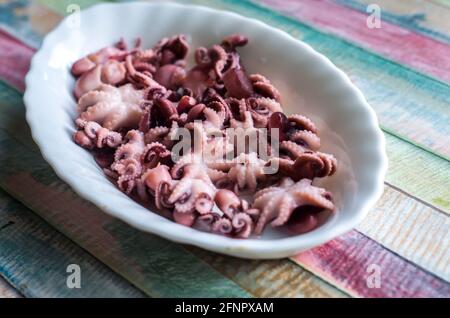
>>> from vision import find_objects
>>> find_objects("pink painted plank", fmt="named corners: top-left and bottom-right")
top-left (0, 30), bottom-right (34, 91)
top-left (259, 0), bottom-right (450, 84)
top-left (293, 231), bottom-right (450, 298)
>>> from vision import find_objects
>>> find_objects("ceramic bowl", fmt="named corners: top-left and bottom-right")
top-left (24, 2), bottom-right (387, 258)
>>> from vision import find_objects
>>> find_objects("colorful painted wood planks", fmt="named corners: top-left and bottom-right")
top-left (0, 0), bottom-right (448, 297)
top-left (0, 189), bottom-right (146, 297)
top-left (0, 80), bottom-right (447, 297)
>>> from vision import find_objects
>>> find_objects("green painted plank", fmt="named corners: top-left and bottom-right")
top-left (384, 133), bottom-right (450, 212)
top-left (357, 185), bottom-right (450, 281)
top-left (0, 189), bottom-right (146, 298)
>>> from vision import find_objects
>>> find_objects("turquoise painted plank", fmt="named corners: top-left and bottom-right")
top-left (0, 189), bottom-right (146, 298)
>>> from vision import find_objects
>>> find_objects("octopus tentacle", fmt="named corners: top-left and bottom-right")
top-left (144, 126), bottom-right (169, 143)
top-left (141, 142), bottom-right (172, 169)
top-left (77, 84), bottom-right (144, 131)
top-left (289, 130), bottom-right (321, 150)
top-left (252, 178), bottom-right (335, 235)
top-left (73, 120), bottom-right (122, 149)
top-left (280, 140), bottom-right (308, 159)
top-left (249, 73), bottom-right (281, 101)
top-left (232, 213), bottom-right (254, 238)
top-left (212, 218), bottom-right (233, 235)
top-left (287, 114), bottom-right (317, 134)
top-left (142, 165), bottom-right (172, 194)
top-left (246, 97), bottom-right (283, 128)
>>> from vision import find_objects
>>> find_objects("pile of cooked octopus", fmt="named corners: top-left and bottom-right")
top-left (71, 34), bottom-right (337, 238)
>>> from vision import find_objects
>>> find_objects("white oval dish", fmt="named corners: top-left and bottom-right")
top-left (24, 2), bottom-right (387, 259)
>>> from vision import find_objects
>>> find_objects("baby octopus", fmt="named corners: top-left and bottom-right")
top-left (77, 84), bottom-right (144, 131)
top-left (252, 178), bottom-right (334, 235)
top-left (71, 34), bottom-right (338, 238)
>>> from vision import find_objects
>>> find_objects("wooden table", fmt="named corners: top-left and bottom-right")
top-left (0, 0), bottom-right (449, 298)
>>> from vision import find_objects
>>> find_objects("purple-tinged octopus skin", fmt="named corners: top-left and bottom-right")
top-left (156, 155), bottom-right (218, 218)
top-left (154, 64), bottom-right (186, 90)
top-left (141, 142), bottom-right (172, 169)
top-left (74, 65), bottom-right (103, 100)
top-left (142, 164), bottom-right (172, 194)
top-left (71, 46), bottom-right (127, 77)
top-left (73, 119), bottom-right (122, 149)
top-left (143, 122), bottom-right (179, 148)
top-left (154, 35), bottom-right (189, 65)
top-left (221, 34), bottom-right (249, 52)
top-left (211, 213), bottom-right (254, 238)
top-left (213, 189), bottom-right (257, 238)
top-left (140, 98), bottom-right (179, 130)
top-left (252, 178), bottom-right (334, 235)
top-left (195, 45), bottom-right (228, 79)
top-left (249, 73), bottom-right (281, 102)
top-left (183, 66), bottom-right (215, 99)
top-left (210, 152), bottom-right (267, 192)
top-left (222, 66), bottom-right (254, 99)
top-left (101, 60), bottom-right (126, 85)
top-left (111, 130), bottom-right (146, 194)
top-left (270, 151), bottom-right (337, 181)
top-left (246, 97), bottom-right (283, 128)
top-left (77, 84), bottom-right (144, 131)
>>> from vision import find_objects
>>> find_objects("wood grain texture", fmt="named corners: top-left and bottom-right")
top-left (336, 0), bottom-right (450, 43)
top-left (187, 247), bottom-right (349, 298)
top-left (0, 276), bottom-right (22, 298)
top-left (0, 189), bottom-right (146, 298)
top-left (384, 134), bottom-right (450, 213)
top-left (0, 82), bottom-right (448, 297)
top-left (293, 231), bottom-right (450, 298)
top-left (357, 186), bottom-right (450, 281)
top-left (259, 0), bottom-right (450, 84)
